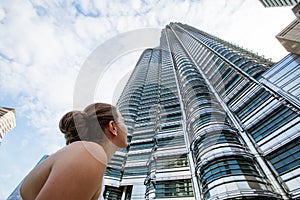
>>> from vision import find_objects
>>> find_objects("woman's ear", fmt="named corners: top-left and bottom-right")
top-left (108, 120), bottom-right (118, 136)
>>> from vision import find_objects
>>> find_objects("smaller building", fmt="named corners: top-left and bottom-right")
top-left (0, 107), bottom-right (16, 140)
top-left (276, 19), bottom-right (300, 55)
top-left (274, 1), bottom-right (300, 55)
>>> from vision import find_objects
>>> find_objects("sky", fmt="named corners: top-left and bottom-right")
top-left (0, 0), bottom-right (296, 199)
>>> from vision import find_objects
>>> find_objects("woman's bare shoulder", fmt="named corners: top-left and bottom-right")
top-left (54, 141), bottom-right (107, 166)
top-left (21, 141), bottom-right (106, 200)
top-left (53, 142), bottom-right (105, 175)
top-left (31, 142), bottom-right (106, 199)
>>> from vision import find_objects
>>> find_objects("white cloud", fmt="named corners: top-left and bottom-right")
top-left (172, 0), bottom-right (292, 62)
top-left (0, 7), bottom-right (6, 21)
top-left (74, 15), bottom-right (113, 43)
top-left (74, 0), bottom-right (100, 16)
top-left (94, 51), bottom-right (143, 104)
top-left (131, 0), bottom-right (141, 10)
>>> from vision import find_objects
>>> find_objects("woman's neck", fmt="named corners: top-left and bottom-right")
top-left (98, 138), bottom-right (118, 163)
top-left (79, 139), bottom-right (118, 165)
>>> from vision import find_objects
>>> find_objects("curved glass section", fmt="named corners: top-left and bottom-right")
top-left (193, 129), bottom-right (241, 155)
top-left (201, 157), bottom-right (276, 199)
top-left (200, 157), bottom-right (260, 186)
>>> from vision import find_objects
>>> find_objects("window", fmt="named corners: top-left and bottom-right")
top-left (227, 82), bottom-right (251, 106)
top-left (157, 136), bottom-right (185, 148)
top-left (103, 185), bottom-right (133, 200)
top-left (126, 153), bottom-right (149, 161)
top-left (156, 154), bottom-right (188, 169)
top-left (199, 157), bottom-right (260, 187)
top-left (104, 167), bottom-right (122, 178)
top-left (155, 179), bottom-right (194, 198)
top-left (163, 104), bottom-right (180, 112)
top-left (164, 112), bottom-right (182, 122)
top-left (249, 105), bottom-right (298, 142)
top-left (103, 186), bottom-right (123, 200)
top-left (193, 130), bottom-right (241, 157)
top-left (123, 166), bottom-right (148, 176)
top-left (209, 62), bottom-right (227, 81)
top-left (190, 110), bottom-right (226, 133)
top-left (161, 124), bottom-right (181, 131)
top-left (236, 89), bottom-right (272, 119)
top-left (222, 75), bottom-right (242, 96)
top-left (267, 137), bottom-right (300, 174)
top-left (129, 142), bottom-right (154, 150)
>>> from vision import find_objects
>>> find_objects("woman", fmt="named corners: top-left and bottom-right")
top-left (19, 103), bottom-right (128, 200)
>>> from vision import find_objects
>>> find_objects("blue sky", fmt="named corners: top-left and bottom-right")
top-left (0, 0), bottom-right (295, 198)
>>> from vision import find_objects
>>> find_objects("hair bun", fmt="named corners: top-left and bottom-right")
top-left (59, 111), bottom-right (88, 145)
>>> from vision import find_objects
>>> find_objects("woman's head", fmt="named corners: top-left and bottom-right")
top-left (59, 103), bottom-right (128, 148)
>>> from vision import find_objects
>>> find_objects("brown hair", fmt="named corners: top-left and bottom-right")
top-left (59, 103), bottom-right (118, 145)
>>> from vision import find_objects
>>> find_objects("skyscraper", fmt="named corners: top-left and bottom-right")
top-left (259, 0), bottom-right (300, 7)
top-left (104, 23), bottom-right (300, 200)
top-left (0, 107), bottom-right (16, 142)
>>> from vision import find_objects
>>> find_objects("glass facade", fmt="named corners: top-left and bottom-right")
top-left (259, 0), bottom-right (300, 7)
top-left (267, 137), bottom-right (300, 174)
top-left (104, 23), bottom-right (300, 199)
